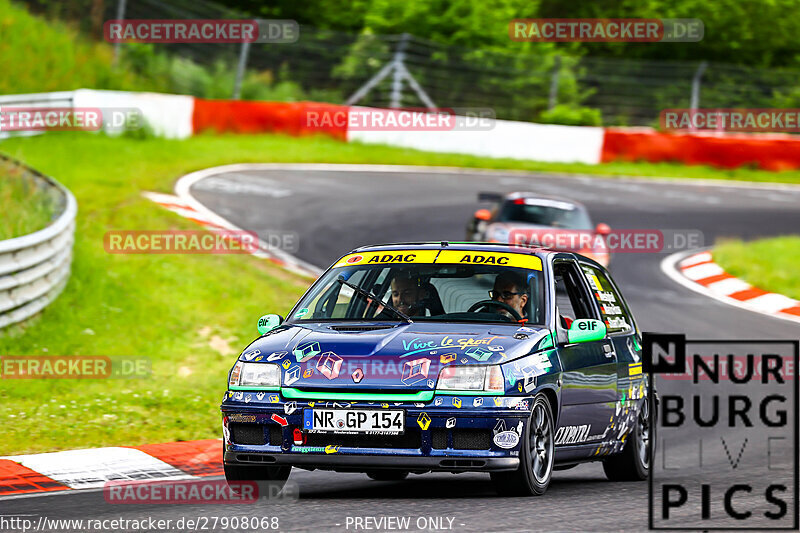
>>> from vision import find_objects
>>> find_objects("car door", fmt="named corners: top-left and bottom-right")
top-left (552, 258), bottom-right (617, 450)
top-left (578, 261), bottom-right (644, 427)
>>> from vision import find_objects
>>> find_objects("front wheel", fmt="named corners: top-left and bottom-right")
top-left (491, 393), bottom-right (555, 496)
top-left (602, 397), bottom-right (651, 481)
top-left (224, 463), bottom-right (291, 496)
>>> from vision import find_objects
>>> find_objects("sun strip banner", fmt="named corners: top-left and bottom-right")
top-left (333, 250), bottom-right (542, 270)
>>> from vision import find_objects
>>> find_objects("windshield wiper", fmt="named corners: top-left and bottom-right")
top-left (336, 276), bottom-right (413, 324)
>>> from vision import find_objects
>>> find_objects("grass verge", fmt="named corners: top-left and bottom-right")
top-left (0, 131), bottom-right (799, 455)
top-left (0, 158), bottom-right (58, 240)
top-left (0, 0), bottom-right (153, 94)
top-left (713, 237), bottom-right (800, 301)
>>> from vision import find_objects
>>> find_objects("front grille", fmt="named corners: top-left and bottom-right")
top-left (269, 426), bottom-right (283, 446)
top-left (303, 429), bottom-right (421, 449)
top-left (431, 429), bottom-right (447, 449)
top-left (230, 423), bottom-right (265, 445)
top-left (452, 429), bottom-right (492, 450)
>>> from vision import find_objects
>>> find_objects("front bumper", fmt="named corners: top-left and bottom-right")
top-left (224, 451), bottom-right (519, 472)
top-left (221, 390), bottom-right (532, 473)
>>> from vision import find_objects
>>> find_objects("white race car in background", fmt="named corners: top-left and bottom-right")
top-left (466, 192), bottom-right (611, 267)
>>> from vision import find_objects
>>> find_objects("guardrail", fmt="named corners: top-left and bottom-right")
top-left (0, 91), bottom-right (75, 140)
top-left (0, 155), bottom-right (77, 329)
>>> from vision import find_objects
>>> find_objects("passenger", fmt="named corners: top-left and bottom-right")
top-left (390, 270), bottom-right (430, 317)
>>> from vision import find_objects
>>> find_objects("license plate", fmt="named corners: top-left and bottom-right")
top-left (303, 409), bottom-right (404, 434)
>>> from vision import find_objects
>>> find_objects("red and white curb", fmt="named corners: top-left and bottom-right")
top-left (143, 177), bottom-right (321, 279)
top-left (0, 440), bottom-right (222, 498)
top-left (662, 249), bottom-right (800, 325)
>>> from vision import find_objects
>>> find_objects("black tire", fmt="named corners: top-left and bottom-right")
top-left (491, 393), bottom-right (555, 496)
top-left (224, 463), bottom-right (291, 497)
top-left (366, 470), bottom-right (409, 481)
top-left (602, 396), bottom-right (652, 481)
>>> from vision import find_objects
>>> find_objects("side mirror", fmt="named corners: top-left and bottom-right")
top-left (474, 208), bottom-right (492, 221)
top-left (595, 223), bottom-right (611, 236)
top-left (567, 318), bottom-right (606, 344)
top-left (257, 314), bottom-right (283, 335)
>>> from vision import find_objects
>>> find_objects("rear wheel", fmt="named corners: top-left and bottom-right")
top-left (224, 463), bottom-right (291, 497)
top-left (602, 397), bottom-right (651, 481)
top-left (491, 393), bottom-right (554, 496)
top-left (366, 470), bottom-right (409, 481)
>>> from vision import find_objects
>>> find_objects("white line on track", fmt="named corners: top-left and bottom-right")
top-left (176, 162), bottom-right (800, 191)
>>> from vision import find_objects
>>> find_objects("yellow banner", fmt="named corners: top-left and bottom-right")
top-left (333, 249), bottom-right (543, 270)
top-left (436, 250), bottom-right (542, 270)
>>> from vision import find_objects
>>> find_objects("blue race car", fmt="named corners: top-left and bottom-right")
top-left (221, 242), bottom-right (650, 496)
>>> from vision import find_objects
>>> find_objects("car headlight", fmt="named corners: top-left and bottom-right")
top-left (437, 365), bottom-right (504, 393)
top-left (229, 361), bottom-right (281, 388)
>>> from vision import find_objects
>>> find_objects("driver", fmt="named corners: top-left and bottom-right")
top-left (390, 269), bottom-right (430, 317)
top-left (490, 271), bottom-right (529, 319)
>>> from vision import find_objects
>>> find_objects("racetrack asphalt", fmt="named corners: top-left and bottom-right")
top-left (7, 167), bottom-right (800, 532)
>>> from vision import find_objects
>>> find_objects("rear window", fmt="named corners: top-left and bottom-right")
top-left (498, 200), bottom-right (592, 229)
top-left (580, 264), bottom-right (633, 334)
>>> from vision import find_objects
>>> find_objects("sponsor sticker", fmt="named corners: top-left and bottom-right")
top-left (271, 414), bottom-right (288, 426)
top-left (333, 250), bottom-right (439, 268)
top-left (493, 430), bottom-right (521, 449)
top-left (436, 250), bottom-right (542, 270)
top-left (555, 424), bottom-right (591, 445)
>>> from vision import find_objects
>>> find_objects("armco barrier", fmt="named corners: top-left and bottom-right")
top-left (0, 91), bottom-right (75, 140)
top-left (0, 156), bottom-right (76, 329)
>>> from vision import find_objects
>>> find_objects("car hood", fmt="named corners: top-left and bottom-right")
top-left (238, 322), bottom-right (551, 391)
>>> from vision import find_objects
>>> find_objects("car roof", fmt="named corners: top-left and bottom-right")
top-left (502, 192), bottom-right (588, 210)
top-left (350, 241), bottom-right (552, 258)
top-left (347, 242), bottom-right (607, 271)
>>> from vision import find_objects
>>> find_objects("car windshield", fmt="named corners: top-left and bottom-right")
top-left (290, 251), bottom-right (545, 325)
top-left (498, 199), bottom-right (592, 229)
